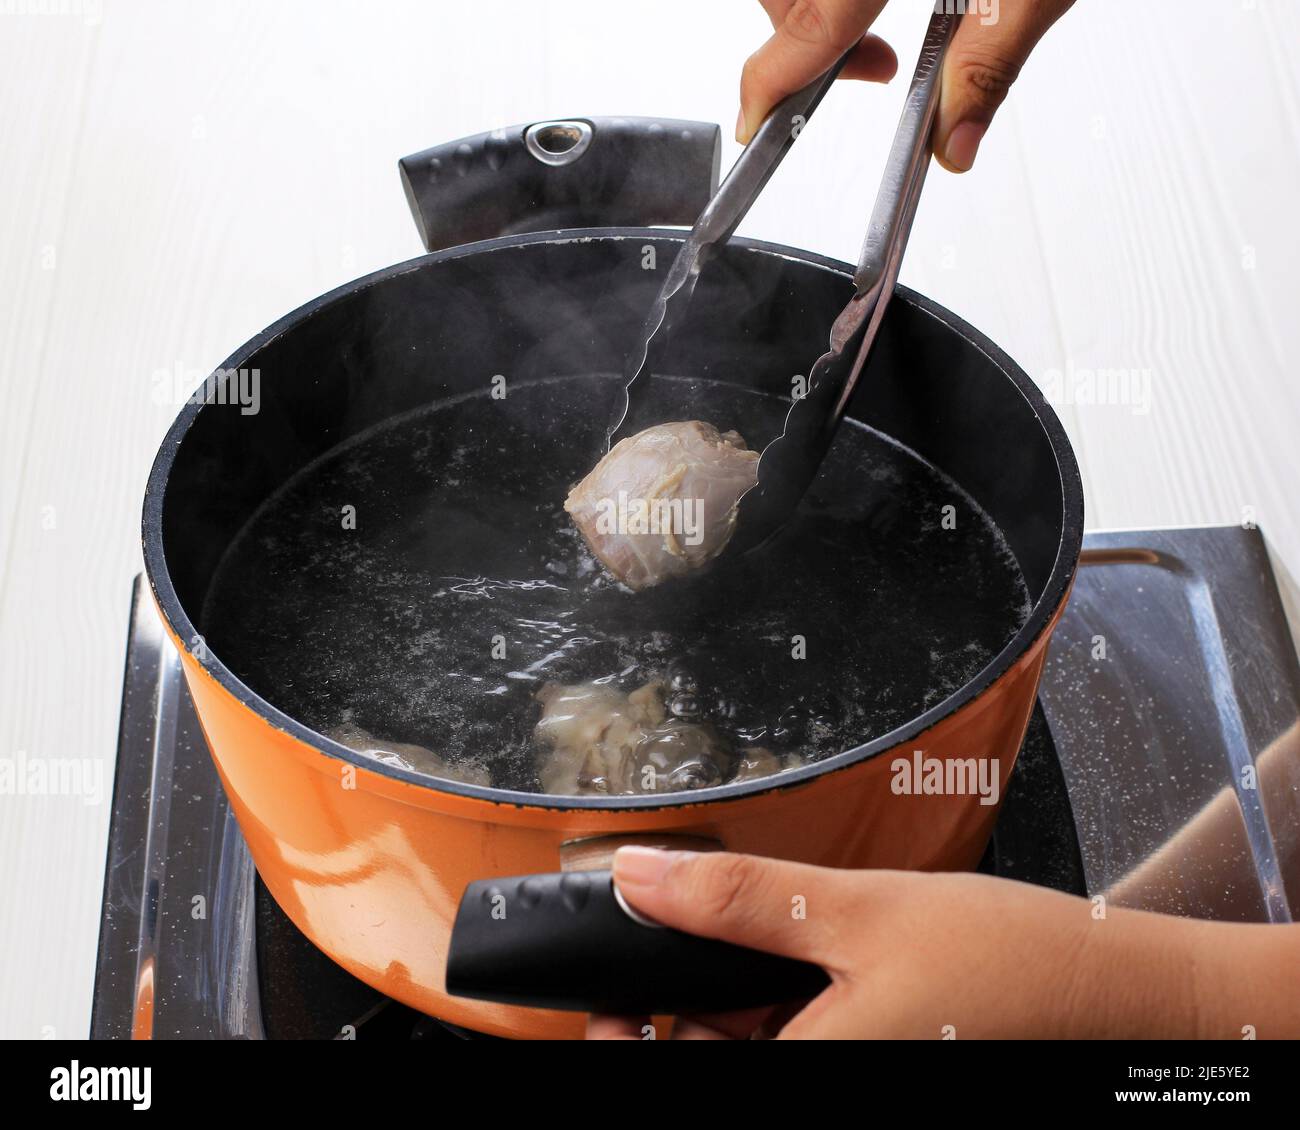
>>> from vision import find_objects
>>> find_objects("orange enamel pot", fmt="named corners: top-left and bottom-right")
top-left (143, 220), bottom-right (1082, 1038)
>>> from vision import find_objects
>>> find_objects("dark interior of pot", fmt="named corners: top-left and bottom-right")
top-left (152, 232), bottom-right (1079, 795)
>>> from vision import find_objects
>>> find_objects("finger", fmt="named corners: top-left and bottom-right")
top-left (752, 997), bottom-right (812, 1039)
top-left (739, 0), bottom-right (893, 142)
top-left (935, 0), bottom-right (1075, 172)
top-left (586, 1013), bottom-right (651, 1040)
top-left (757, 0), bottom-right (898, 83)
top-left (612, 847), bottom-right (852, 969)
top-left (670, 1006), bottom-right (776, 1041)
top-left (772, 983), bottom-right (854, 1039)
top-left (841, 35), bottom-right (899, 84)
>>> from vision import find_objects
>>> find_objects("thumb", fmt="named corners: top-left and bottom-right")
top-left (934, 0), bottom-right (1075, 173)
top-left (612, 846), bottom-right (849, 968)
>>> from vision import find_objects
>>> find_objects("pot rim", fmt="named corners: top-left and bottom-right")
top-left (142, 227), bottom-right (1085, 812)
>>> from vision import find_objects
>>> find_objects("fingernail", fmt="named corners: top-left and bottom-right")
top-left (943, 120), bottom-right (987, 172)
top-left (613, 846), bottom-right (679, 887)
top-left (735, 107), bottom-right (750, 145)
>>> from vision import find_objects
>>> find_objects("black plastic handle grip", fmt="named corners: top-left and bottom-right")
top-left (445, 869), bottom-right (829, 1015)
top-left (399, 116), bottom-right (722, 252)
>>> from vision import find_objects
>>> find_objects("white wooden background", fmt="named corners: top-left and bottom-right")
top-left (1, 0), bottom-right (1296, 1039)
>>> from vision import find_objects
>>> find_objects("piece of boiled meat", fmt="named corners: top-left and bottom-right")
top-left (534, 681), bottom-right (665, 794)
top-left (534, 679), bottom-right (737, 796)
top-left (565, 421), bottom-right (759, 590)
top-left (328, 721), bottom-right (491, 786)
top-left (731, 747), bottom-right (803, 783)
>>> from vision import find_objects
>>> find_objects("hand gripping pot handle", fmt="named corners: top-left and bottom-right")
top-left (445, 868), bottom-right (830, 1015)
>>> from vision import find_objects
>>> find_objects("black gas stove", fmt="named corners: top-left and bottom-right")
top-left (91, 526), bottom-right (1299, 1039)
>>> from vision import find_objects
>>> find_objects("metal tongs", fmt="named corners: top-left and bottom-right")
top-left (609, 7), bottom-right (959, 554)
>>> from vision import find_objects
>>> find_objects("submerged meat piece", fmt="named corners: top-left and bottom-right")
top-left (534, 681), bottom-right (665, 794)
top-left (731, 747), bottom-right (783, 783)
top-left (535, 680), bottom-right (736, 796)
top-left (732, 747), bottom-right (804, 783)
top-left (565, 421), bottom-right (759, 590)
top-left (630, 720), bottom-right (734, 792)
top-left (328, 722), bottom-right (491, 786)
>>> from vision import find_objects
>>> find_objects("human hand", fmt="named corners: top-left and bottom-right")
top-left (585, 846), bottom-right (1298, 1040)
top-left (737, 1), bottom-right (1076, 172)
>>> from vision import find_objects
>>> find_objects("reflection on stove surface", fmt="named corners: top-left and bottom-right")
top-left (1039, 527), bottom-right (1300, 924)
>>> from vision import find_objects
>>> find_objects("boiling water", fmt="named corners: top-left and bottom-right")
top-left (201, 374), bottom-right (1032, 792)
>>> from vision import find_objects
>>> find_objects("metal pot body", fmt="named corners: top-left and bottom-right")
top-left (145, 229), bottom-right (1083, 1039)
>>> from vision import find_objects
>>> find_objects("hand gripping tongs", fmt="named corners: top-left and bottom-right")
top-left (608, 7), bottom-right (959, 555)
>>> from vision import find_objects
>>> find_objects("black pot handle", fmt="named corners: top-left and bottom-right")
top-left (399, 117), bottom-right (722, 253)
top-left (445, 869), bottom-right (829, 1015)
